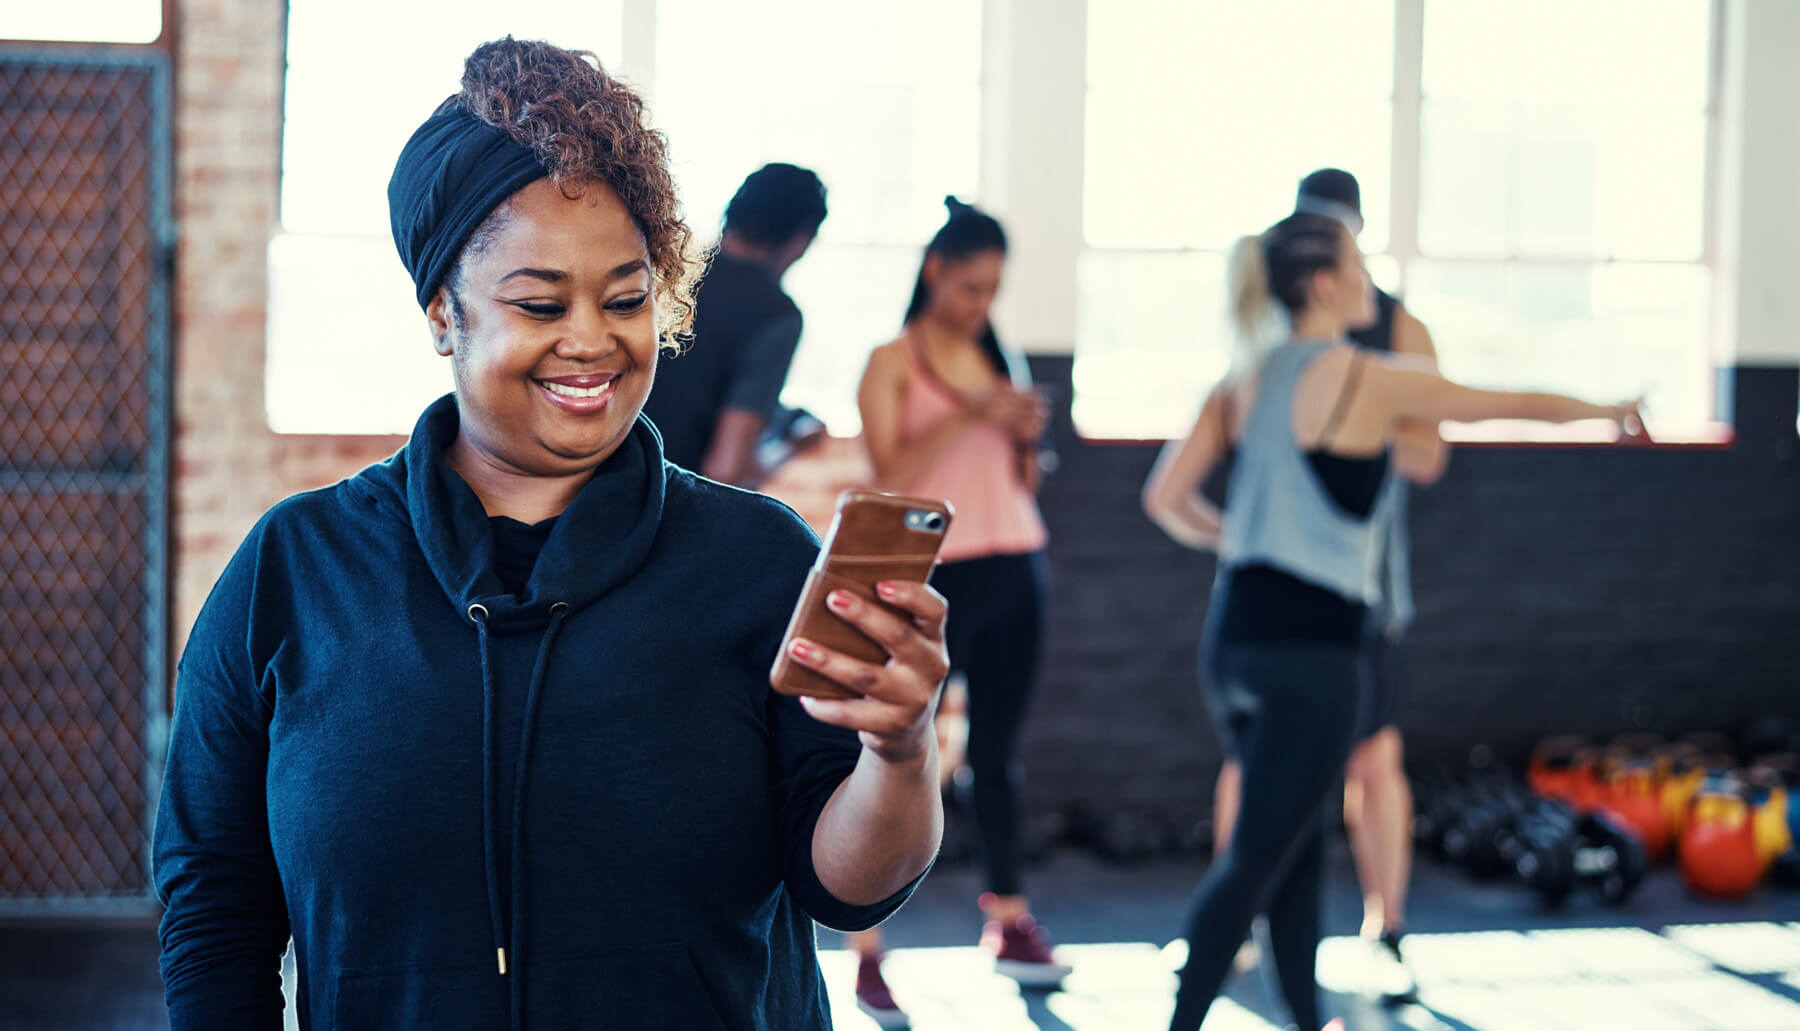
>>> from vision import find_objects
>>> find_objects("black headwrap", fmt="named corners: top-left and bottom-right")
top-left (388, 103), bottom-right (548, 310)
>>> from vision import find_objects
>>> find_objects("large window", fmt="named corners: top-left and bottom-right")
top-left (268, 3), bottom-right (625, 434)
top-left (268, 0), bottom-right (976, 435)
top-left (0, 2), bottom-right (162, 44)
top-left (1075, 0), bottom-right (1716, 440)
top-left (650, 0), bottom-right (981, 434)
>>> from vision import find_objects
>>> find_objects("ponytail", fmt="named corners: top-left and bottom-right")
top-left (1226, 233), bottom-right (1283, 376)
top-left (1223, 212), bottom-right (1345, 376)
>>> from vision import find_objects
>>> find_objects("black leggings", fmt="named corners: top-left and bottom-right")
top-left (1170, 638), bottom-right (1359, 1031)
top-left (931, 550), bottom-right (1047, 898)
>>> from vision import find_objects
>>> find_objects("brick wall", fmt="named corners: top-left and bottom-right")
top-left (170, 0), bottom-right (404, 663)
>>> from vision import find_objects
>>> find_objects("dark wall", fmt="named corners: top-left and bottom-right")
top-left (1020, 359), bottom-right (1800, 835)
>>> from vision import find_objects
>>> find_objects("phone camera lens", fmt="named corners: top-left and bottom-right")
top-left (926, 514), bottom-right (945, 531)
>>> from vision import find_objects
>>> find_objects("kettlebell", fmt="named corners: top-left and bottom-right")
top-left (1603, 760), bottom-right (1670, 863)
top-left (1528, 737), bottom-right (1587, 802)
top-left (1679, 779), bottom-right (1762, 900)
top-left (1659, 746), bottom-right (1704, 835)
top-left (1742, 767), bottom-right (1793, 874)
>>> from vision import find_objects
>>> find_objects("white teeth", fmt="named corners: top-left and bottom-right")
top-left (543, 381), bottom-right (612, 399)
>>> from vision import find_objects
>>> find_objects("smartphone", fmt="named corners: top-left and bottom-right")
top-left (769, 488), bottom-right (954, 700)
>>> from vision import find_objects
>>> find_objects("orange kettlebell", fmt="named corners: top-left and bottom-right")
top-left (1743, 767), bottom-right (1794, 874)
top-left (1567, 748), bottom-right (1608, 814)
top-left (1604, 760), bottom-right (1670, 862)
top-left (1679, 780), bottom-right (1763, 899)
top-left (1528, 737), bottom-right (1587, 801)
top-left (1659, 747), bottom-right (1705, 835)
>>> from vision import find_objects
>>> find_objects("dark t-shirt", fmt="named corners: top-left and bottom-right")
top-left (642, 253), bottom-right (803, 471)
top-left (490, 515), bottom-right (557, 597)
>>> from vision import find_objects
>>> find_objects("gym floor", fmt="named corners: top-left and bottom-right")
top-left (5, 840), bottom-right (1798, 1031)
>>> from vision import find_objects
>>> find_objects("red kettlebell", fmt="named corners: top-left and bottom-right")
top-left (1567, 748), bottom-right (1608, 814)
top-left (1679, 780), bottom-right (1762, 899)
top-left (1528, 736), bottom-right (1587, 801)
top-left (1604, 760), bottom-right (1670, 863)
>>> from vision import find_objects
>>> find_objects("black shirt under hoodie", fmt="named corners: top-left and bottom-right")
top-left (153, 394), bottom-right (916, 1030)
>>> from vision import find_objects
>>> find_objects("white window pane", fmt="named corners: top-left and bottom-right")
top-left (1595, 263), bottom-right (1712, 428)
top-left (281, 2), bottom-right (625, 236)
top-left (1604, 115), bottom-right (1706, 261)
top-left (648, 0), bottom-right (981, 439)
top-left (1509, 107), bottom-right (1603, 257)
top-left (1424, 0), bottom-right (1706, 109)
top-left (1418, 104), bottom-right (1509, 256)
top-left (653, 0), bottom-right (980, 248)
top-left (1607, 2), bottom-right (1712, 109)
top-left (1072, 251), bottom-right (1228, 441)
top-left (1425, 0), bottom-right (1613, 105)
top-left (777, 245), bottom-right (924, 436)
top-left (1404, 260), bottom-right (1711, 434)
top-left (0, 2), bottom-right (160, 43)
top-left (265, 234), bottom-right (451, 435)
top-left (1084, 0), bottom-right (1394, 252)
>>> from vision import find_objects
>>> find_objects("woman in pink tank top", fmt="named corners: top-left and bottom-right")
top-left (844, 200), bottom-right (1067, 1017)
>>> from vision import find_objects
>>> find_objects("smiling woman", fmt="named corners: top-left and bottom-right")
top-left (154, 37), bottom-right (950, 1031)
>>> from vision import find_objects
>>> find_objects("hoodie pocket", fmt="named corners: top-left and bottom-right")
top-left (332, 958), bottom-right (506, 1030)
top-left (333, 944), bottom-right (729, 1030)
top-left (529, 942), bottom-right (728, 1029)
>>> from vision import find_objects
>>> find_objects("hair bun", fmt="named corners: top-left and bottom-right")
top-left (944, 195), bottom-right (970, 215)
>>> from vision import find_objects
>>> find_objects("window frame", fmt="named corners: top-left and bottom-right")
top-left (1072, 0), bottom-right (1729, 445)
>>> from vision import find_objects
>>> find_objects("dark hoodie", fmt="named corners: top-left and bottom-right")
top-left (154, 396), bottom-right (916, 1030)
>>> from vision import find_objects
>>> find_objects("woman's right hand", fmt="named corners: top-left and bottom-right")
top-left (1613, 400), bottom-right (1653, 445)
top-left (976, 387), bottom-right (1048, 441)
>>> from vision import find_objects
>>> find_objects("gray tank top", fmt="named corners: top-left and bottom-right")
top-left (1218, 341), bottom-right (1393, 606)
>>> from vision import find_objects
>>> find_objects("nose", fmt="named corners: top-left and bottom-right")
top-left (555, 300), bottom-right (615, 361)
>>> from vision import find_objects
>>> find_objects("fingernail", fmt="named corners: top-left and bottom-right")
top-left (790, 640), bottom-right (816, 661)
top-left (827, 591), bottom-right (853, 611)
top-left (877, 582), bottom-right (899, 598)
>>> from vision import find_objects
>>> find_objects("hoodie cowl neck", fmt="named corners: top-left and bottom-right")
top-left (401, 393), bottom-right (666, 630)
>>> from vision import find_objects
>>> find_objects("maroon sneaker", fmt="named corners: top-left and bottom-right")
top-left (980, 915), bottom-right (1072, 986)
top-left (855, 955), bottom-right (910, 1029)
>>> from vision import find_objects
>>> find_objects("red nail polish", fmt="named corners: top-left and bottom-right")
top-left (791, 640), bottom-right (814, 660)
top-left (828, 591), bottom-right (851, 610)
top-left (877, 582), bottom-right (898, 598)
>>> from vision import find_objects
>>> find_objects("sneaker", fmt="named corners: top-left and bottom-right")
top-left (854, 956), bottom-right (910, 1029)
top-left (1366, 929), bottom-right (1417, 1005)
top-left (981, 915), bottom-right (1072, 987)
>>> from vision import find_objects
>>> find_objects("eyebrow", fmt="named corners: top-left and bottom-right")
top-left (496, 260), bottom-right (648, 287)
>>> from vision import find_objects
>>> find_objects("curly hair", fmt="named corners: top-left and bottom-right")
top-left (449, 37), bottom-right (699, 345)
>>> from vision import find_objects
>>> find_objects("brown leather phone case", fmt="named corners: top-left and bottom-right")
top-left (770, 488), bottom-right (954, 699)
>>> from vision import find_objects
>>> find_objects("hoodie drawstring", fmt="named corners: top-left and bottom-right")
top-left (508, 600), bottom-right (567, 1031)
top-left (469, 604), bottom-right (507, 978)
top-left (469, 600), bottom-right (570, 1031)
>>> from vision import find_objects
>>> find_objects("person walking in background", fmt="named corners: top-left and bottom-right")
top-left (1207, 168), bottom-right (1449, 1005)
top-left (1144, 209), bottom-right (1645, 1031)
top-left (641, 162), bottom-right (827, 486)
top-left (851, 198), bottom-right (1067, 1019)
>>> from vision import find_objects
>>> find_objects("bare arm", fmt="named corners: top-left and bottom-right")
top-left (698, 409), bottom-right (767, 487)
top-left (1142, 385), bottom-right (1231, 551)
top-left (1389, 305), bottom-right (1449, 485)
top-left (1371, 361), bottom-right (1637, 429)
top-left (857, 344), bottom-right (976, 491)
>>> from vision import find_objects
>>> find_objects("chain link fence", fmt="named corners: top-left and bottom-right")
top-left (1, 47), bottom-right (170, 909)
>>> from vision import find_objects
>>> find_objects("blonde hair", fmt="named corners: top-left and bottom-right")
top-left (1223, 213), bottom-right (1347, 377)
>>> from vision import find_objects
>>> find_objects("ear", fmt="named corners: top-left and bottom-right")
top-left (426, 289), bottom-right (454, 357)
top-left (922, 253), bottom-right (944, 289)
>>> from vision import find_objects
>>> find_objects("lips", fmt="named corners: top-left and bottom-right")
top-left (535, 372), bottom-right (621, 414)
